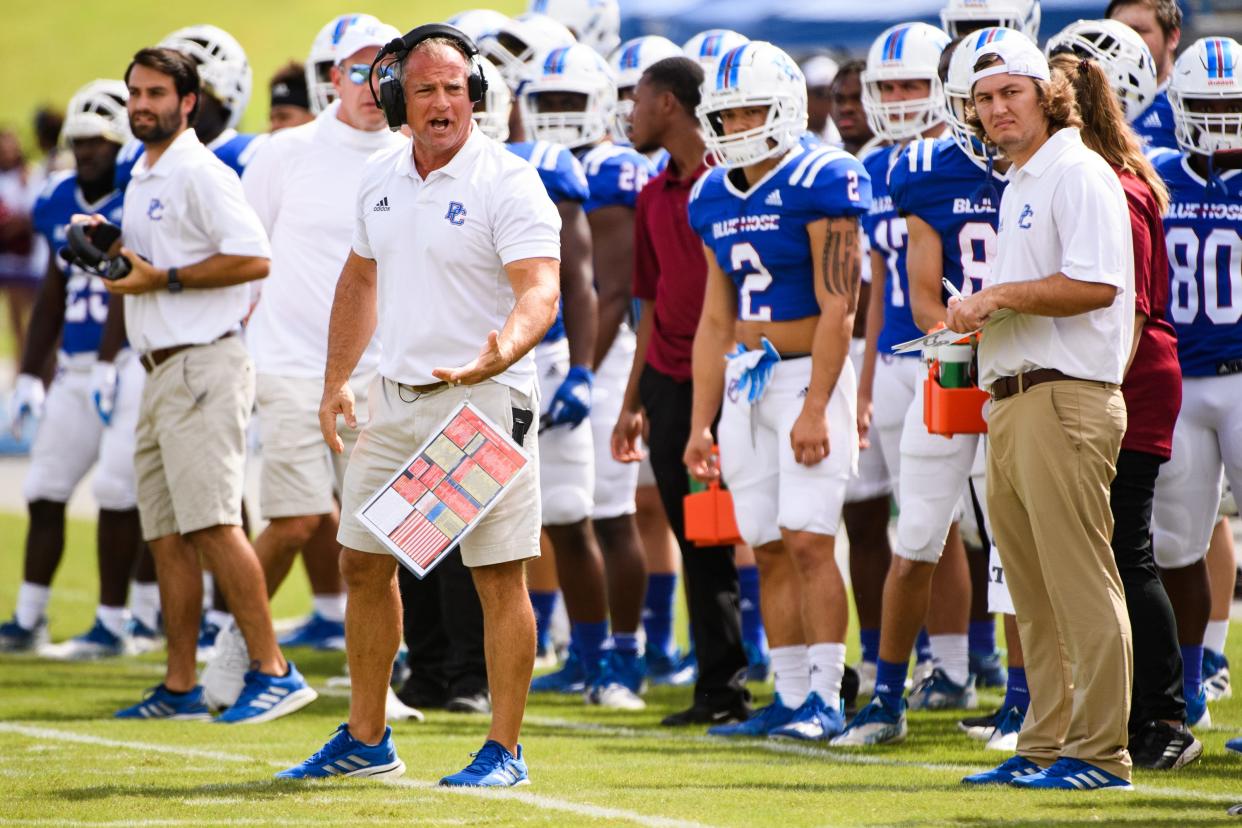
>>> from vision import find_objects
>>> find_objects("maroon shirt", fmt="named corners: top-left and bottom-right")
top-left (1116, 167), bottom-right (1181, 460)
top-left (632, 159), bottom-right (711, 382)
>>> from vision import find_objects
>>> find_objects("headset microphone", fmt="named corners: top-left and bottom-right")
top-left (369, 23), bottom-right (489, 131)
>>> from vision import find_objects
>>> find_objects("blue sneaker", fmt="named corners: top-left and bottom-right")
top-left (587, 650), bottom-right (646, 710)
top-left (1186, 686), bottom-right (1212, 729)
top-left (1204, 648), bottom-right (1232, 701)
top-left (647, 647), bottom-right (697, 687)
top-left (708, 695), bottom-right (798, 737)
top-left (985, 705), bottom-right (1025, 752)
top-left (43, 618), bottom-right (124, 660)
top-left (830, 697), bottom-right (907, 746)
top-left (961, 755), bottom-right (1043, 785)
top-left (440, 740), bottom-right (529, 787)
top-left (1011, 757), bottom-right (1133, 791)
top-left (278, 613), bottom-right (346, 651)
top-left (531, 649), bottom-right (586, 694)
top-left (215, 662), bottom-right (318, 724)
top-left (0, 617), bottom-right (48, 653)
top-left (115, 684), bottom-right (212, 720)
top-left (969, 650), bottom-right (1007, 689)
top-left (769, 692), bottom-right (846, 742)
top-left (126, 617), bottom-right (163, 655)
top-left (196, 617), bottom-right (221, 662)
top-left (276, 724), bottom-right (405, 779)
top-left (1226, 737), bottom-right (1242, 754)
top-left (908, 668), bottom-right (978, 711)
top-left (744, 640), bottom-right (771, 683)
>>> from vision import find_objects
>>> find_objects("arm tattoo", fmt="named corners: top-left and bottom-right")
top-left (822, 219), bottom-right (861, 313)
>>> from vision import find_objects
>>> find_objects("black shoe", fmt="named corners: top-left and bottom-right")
top-left (1130, 720), bottom-right (1204, 770)
top-left (841, 664), bottom-right (860, 718)
top-left (958, 708), bottom-right (1002, 739)
top-left (398, 680), bottom-right (448, 710)
top-left (445, 689), bottom-right (491, 714)
top-left (660, 700), bottom-right (750, 727)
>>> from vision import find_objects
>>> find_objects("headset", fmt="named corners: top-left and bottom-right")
top-left (62, 221), bottom-right (133, 281)
top-left (369, 23), bottom-right (488, 131)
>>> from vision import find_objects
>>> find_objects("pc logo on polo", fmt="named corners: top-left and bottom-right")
top-left (147, 198), bottom-right (164, 221)
top-left (445, 201), bottom-right (467, 226)
top-left (1017, 204), bottom-right (1033, 229)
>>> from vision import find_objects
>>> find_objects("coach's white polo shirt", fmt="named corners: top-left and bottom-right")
top-left (352, 124), bottom-right (561, 394)
top-left (978, 127), bottom-right (1135, 389)
top-left (122, 129), bottom-right (271, 352)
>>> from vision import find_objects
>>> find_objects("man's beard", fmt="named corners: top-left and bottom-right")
top-left (130, 109), bottom-right (181, 143)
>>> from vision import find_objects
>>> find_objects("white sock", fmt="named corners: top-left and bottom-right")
top-left (807, 642), bottom-right (847, 710)
top-left (129, 582), bottom-right (161, 630)
top-left (15, 582), bottom-right (50, 630)
top-left (771, 645), bottom-right (810, 708)
top-left (313, 594), bottom-right (346, 623)
top-left (1205, 619), bottom-right (1230, 655)
top-left (202, 574), bottom-right (214, 611)
top-left (206, 609), bottom-right (233, 630)
top-left (929, 633), bottom-right (970, 686)
top-left (96, 605), bottom-right (129, 638)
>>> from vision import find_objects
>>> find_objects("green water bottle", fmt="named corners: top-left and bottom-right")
top-left (938, 344), bottom-right (972, 388)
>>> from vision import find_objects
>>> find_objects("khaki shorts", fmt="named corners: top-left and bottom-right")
top-left (256, 373), bottom-right (371, 520)
top-left (135, 335), bottom-right (254, 540)
top-left (338, 377), bottom-right (541, 568)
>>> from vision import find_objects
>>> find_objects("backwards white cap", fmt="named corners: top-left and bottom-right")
top-left (970, 33), bottom-right (1049, 88)
top-left (336, 22), bottom-right (402, 66)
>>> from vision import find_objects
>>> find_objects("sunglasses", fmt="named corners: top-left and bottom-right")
top-left (346, 64), bottom-right (373, 86)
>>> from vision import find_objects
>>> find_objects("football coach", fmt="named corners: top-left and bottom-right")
top-left (946, 34), bottom-right (1136, 790)
top-left (281, 25), bottom-right (561, 787)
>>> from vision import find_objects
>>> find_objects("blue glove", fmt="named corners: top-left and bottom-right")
top-left (546, 364), bottom-right (594, 428)
top-left (727, 337), bottom-right (781, 404)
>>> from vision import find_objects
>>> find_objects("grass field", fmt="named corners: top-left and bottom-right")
top-left (1, 512), bottom-right (1240, 826)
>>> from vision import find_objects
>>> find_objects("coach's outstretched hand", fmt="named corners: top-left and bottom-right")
top-left (319, 381), bottom-right (357, 454)
top-left (433, 330), bottom-right (512, 387)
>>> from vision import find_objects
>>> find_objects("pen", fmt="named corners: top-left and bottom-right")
top-left (942, 278), bottom-right (964, 300)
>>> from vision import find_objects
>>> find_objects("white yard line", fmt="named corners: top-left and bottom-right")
top-left (0, 723), bottom-right (260, 765)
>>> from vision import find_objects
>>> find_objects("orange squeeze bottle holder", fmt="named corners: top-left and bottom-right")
top-left (923, 329), bottom-right (990, 436)
top-left (683, 446), bottom-right (743, 547)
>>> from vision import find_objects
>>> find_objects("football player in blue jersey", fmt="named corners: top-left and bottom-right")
top-left (478, 13), bottom-right (577, 143)
top-left (685, 41), bottom-right (871, 740)
top-left (1150, 36), bottom-right (1242, 733)
top-left (522, 43), bottom-right (658, 708)
top-left (1107, 0), bottom-right (1183, 150)
top-left (0, 81), bottom-right (151, 657)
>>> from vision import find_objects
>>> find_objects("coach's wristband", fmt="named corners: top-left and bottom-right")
top-left (166, 267), bottom-right (183, 294)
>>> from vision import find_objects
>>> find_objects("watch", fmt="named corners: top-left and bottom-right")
top-left (166, 267), bottom-right (183, 294)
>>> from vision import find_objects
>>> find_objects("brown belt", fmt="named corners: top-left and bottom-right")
top-left (988, 368), bottom-right (1099, 401)
top-left (139, 331), bottom-right (236, 374)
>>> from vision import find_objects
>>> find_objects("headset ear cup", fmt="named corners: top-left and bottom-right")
top-left (378, 74), bottom-right (407, 129)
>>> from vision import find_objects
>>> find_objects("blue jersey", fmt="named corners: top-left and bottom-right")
top-left (861, 144), bottom-right (922, 356)
top-left (31, 172), bottom-right (124, 356)
top-left (114, 130), bottom-right (264, 189)
top-left (889, 137), bottom-right (1007, 303)
top-left (575, 143), bottom-right (653, 214)
top-left (688, 144), bottom-right (871, 323)
top-left (1133, 90), bottom-right (1179, 152)
top-left (1155, 151), bottom-right (1242, 376)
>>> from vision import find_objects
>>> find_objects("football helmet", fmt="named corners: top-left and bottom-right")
top-left (940, 0), bottom-right (1041, 41)
top-left (62, 79), bottom-right (130, 146)
top-left (682, 29), bottom-right (750, 69)
top-left (696, 41), bottom-right (808, 168)
top-left (1045, 19), bottom-right (1157, 123)
top-left (1169, 37), bottom-right (1242, 155)
top-left (945, 27), bottom-right (1018, 163)
top-left (520, 44), bottom-right (616, 148)
top-left (159, 25), bottom-right (252, 130)
top-left (478, 13), bottom-right (578, 90)
top-left (305, 14), bottom-right (384, 114)
top-left (445, 9), bottom-right (510, 42)
top-left (474, 57), bottom-right (513, 141)
top-left (609, 35), bottom-right (682, 141)
top-left (528, 0), bottom-right (620, 56)
top-left (862, 23), bottom-right (951, 142)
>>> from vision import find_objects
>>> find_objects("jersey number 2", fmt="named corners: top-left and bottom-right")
top-left (732, 242), bottom-right (773, 322)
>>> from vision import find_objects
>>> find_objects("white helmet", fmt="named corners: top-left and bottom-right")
top-left (62, 79), bottom-right (130, 146)
top-left (305, 14), bottom-right (384, 114)
top-left (445, 9), bottom-right (510, 42)
top-left (478, 13), bottom-right (578, 90)
top-left (159, 25), bottom-right (252, 130)
top-left (474, 57), bottom-right (513, 141)
top-left (682, 29), bottom-right (750, 70)
top-left (1169, 37), bottom-right (1242, 155)
top-left (1045, 19), bottom-right (1157, 123)
top-left (520, 44), bottom-right (616, 148)
top-left (527, 0), bottom-right (620, 56)
top-left (940, 0), bottom-right (1041, 41)
top-left (945, 27), bottom-right (1018, 163)
top-left (696, 41), bottom-right (808, 168)
top-left (609, 35), bottom-right (683, 142)
top-left (862, 23), bottom-right (951, 142)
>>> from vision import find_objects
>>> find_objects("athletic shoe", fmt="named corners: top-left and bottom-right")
top-left (530, 649), bottom-right (587, 694)
top-left (277, 612), bottom-right (346, 651)
top-left (445, 690), bottom-right (492, 714)
top-left (1204, 649), bottom-right (1232, 702)
top-left (744, 640), bottom-right (771, 683)
top-left (958, 708), bottom-right (1003, 741)
top-left (215, 662), bottom-right (317, 724)
top-left (114, 684), bottom-right (212, 721)
top-left (830, 697), bottom-right (907, 746)
top-left (202, 621), bottom-right (249, 710)
top-left (969, 649), bottom-right (1007, 689)
top-left (1186, 687), bottom-right (1212, 730)
top-left (587, 650), bottom-right (646, 710)
top-left (960, 755), bottom-right (1042, 786)
top-left (1129, 720), bottom-right (1202, 770)
top-left (0, 617), bottom-right (47, 653)
top-left (911, 658), bottom-right (934, 689)
top-left (1225, 737), bottom-right (1242, 754)
top-left (1010, 757), bottom-right (1133, 791)
top-left (276, 724), bottom-right (405, 780)
top-left (1229, 804), bottom-right (1242, 817)
top-left (855, 660), bottom-right (877, 698)
top-left (769, 692), bottom-right (846, 742)
top-left (908, 668), bottom-right (978, 711)
top-left (985, 706), bottom-right (1024, 752)
top-left (841, 664), bottom-right (860, 718)
top-left (196, 617), bottom-right (221, 662)
top-left (661, 700), bottom-right (750, 727)
top-left (386, 687), bottom-right (425, 722)
top-left (647, 648), bottom-right (697, 687)
top-left (440, 740), bottom-right (529, 787)
top-left (708, 694), bottom-right (797, 737)
top-left (41, 619), bottom-right (124, 660)
top-left (126, 617), bottom-right (163, 655)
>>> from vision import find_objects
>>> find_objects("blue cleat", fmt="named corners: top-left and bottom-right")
top-left (908, 667), bottom-right (978, 711)
top-left (709, 694), bottom-right (798, 737)
top-left (115, 684), bottom-right (212, 721)
top-left (830, 697), bottom-right (907, 746)
top-left (587, 650), bottom-right (646, 710)
top-left (769, 692), bottom-right (845, 742)
top-left (531, 649), bottom-right (587, 694)
top-left (277, 724), bottom-right (404, 779)
top-left (0, 617), bottom-right (47, 653)
top-left (196, 617), bottom-right (221, 662)
top-left (1011, 757), bottom-right (1132, 791)
top-left (440, 740), bottom-right (529, 787)
top-left (126, 616), bottom-right (163, 655)
top-left (1204, 648), bottom-right (1232, 701)
top-left (42, 618), bottom-right (124, 660)
top-left (985, 705), bottom-right (1025, 752)
top-left (1226, 737), bottom-right (1242, 754)
top-left (744, 640), bottom-right (771, 683)
top-left (278, 613), bottom-right (346, 651)
top-left (215, 662), bottom-right (318, 724)
top-left (961, 755), bottom-right (1043, 785)
top-left (1186, 686), bottom-right (1212, 729)
top-left (969, 650), bottom-right (1007, 689)
top-left (647, 647), bottom-right (697, 687)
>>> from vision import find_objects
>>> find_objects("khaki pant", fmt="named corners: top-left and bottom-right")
top-left (986, 381), bottom-right (1133, 780)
